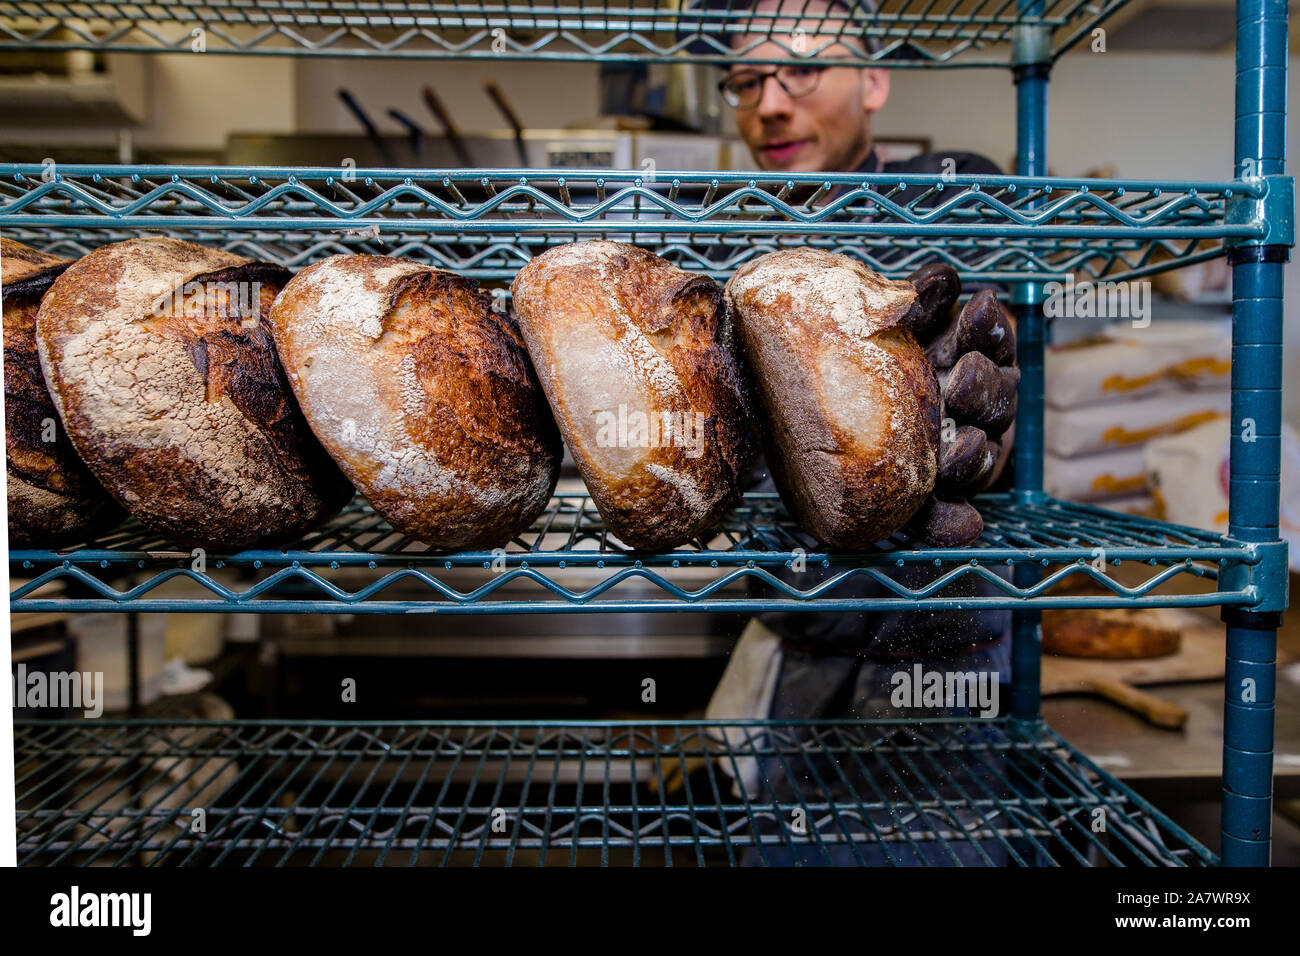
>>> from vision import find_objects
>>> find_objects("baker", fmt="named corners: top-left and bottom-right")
top-left (697, 0), bottom-right (1024, 865)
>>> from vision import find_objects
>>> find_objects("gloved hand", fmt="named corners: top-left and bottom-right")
top-left (904, 264), bottom-right (1019, 547)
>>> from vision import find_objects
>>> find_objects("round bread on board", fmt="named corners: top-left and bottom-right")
top-left (724, 248), bottom-right (940, 548)
top-left (510, 240), bottom-right (756, 551)
top-left (268, 254), bottom-right (561, 549)
top-left (3, 238), bottom-right (124, 547)
top-left (35, 237), bottom-right (352, 551)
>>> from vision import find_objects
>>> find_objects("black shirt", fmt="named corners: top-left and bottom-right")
top-left (821, 146), bottom-right (1002, 203)
top-left (869, 147), bottom-right (1001, 177)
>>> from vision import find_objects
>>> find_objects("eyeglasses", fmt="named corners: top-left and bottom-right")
top-left (718, 65), bottom-right (828, 110)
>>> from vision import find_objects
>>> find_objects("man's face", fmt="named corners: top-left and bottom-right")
top-left (727, 0), bottom-right (889, 173)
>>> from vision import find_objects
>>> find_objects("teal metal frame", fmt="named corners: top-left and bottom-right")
top-left (1009, 1), bottom-right (1049, 725)
top-left (13, 718), bottom-right (1219, 866)
top-left (0, 0), bottom-right (1132, 67)
top-left (0, 166), bottom-right (1265, 291)
top-left (8, 492), bottom-right (1280, 613)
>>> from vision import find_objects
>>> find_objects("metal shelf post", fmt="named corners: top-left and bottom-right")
top-left (1221, 0), bottom-right (1290, 866)
top-left (1010, 5), bottom-right (1051, 722)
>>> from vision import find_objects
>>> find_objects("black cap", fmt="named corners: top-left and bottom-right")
top-left (678, 0), bottom-right (884, 61)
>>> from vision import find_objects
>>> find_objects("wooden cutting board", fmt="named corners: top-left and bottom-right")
top-left (1041, 610), bottom-right (1229, 729)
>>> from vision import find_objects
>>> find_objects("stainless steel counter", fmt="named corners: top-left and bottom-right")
top-left (1045, 666), bottom-right (1300, 800)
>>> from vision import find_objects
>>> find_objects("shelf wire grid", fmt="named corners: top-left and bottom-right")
top-left (0, 164), bottom-right (1253, 284)
top-left (10, 492), bottom-right (1265, 613)
top-left (0, 0), bottom-right (1131, 67)
top-left (13, 718), bottom-right (1216, 866)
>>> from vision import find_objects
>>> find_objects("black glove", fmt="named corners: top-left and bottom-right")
top-left (904, 264), bottom-right (1019, 547)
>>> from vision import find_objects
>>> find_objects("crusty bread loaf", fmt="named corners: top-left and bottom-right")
top-left (1043, 607), bottom-right (1182, 659)
top-left (3, 238), bottom-right (124, 547)
top-left (510, 241), bottom-right (755, 551)
top-left (724, 249), bottom-right (940, 548)
top-left (268, 254), bottom-right (561, 549)
top-left (35, 237), bottom-right (352, 551)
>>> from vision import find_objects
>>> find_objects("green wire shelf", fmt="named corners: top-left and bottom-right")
top-left (1, 164), bottom-right (1264, 284)
top-left (9, 492), bottom-right (1276, 613)
top-left (14, 718), bottom-right (1216, 866)
top-left (0, 0), bottom-right (1131, 67)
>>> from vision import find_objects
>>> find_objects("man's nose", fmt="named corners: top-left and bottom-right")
top-left (754, 74), bottom-right (794, 120)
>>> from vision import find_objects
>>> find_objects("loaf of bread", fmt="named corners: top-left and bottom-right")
top-left (268, 254), bottom-right (561, 549)
top-left (3, 239), bottom-right (123, 547)
top-left (724, 249), bottom-right (940, 548)
top-left (510, 241), bottom-right (755, 550)
top-left (36, 238), bottom-right (352, 551)
top-left (1043, 607), bottom-right (1182, 659)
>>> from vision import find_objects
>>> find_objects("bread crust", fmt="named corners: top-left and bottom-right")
top-left (724, 248), bottom-right (939, 548)
top-left (510, 241), bottom-right (755, 551)
top-left (269, 254), bottom-right (561, 549)
top-left (3, 238), bottom-right (124, 547)
top-left (35, 237), bottom-right (352, 551)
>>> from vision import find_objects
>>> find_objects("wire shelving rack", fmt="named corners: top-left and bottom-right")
top-left (2, 0), bottom-right (1291, 866)
top-left (0, 0), bottom-right (1130, 66)
top-left (0, 165), bottom-right (1261, 286)
top-left (15, 719), bottom-right (1215, 866)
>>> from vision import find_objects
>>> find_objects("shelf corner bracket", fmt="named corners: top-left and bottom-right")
top-left (1225, 174), bottom-right (1295, 247)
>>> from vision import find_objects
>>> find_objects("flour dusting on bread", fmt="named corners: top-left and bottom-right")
top-left (526, 241), bottom-right (686, 402)
top-left (35, 237), bottom-right (350, 550)
top-left (727, 247), bottom-right (916, 342)
top-left (511, 240), bottom-right (754, 550)
top-left (288, 253), bottom-right (424, 340)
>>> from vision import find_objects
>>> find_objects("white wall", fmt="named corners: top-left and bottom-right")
top-left (146, 54), bottom-right (296, 149)
top-left (873, 53), bottom-right (1238, 181)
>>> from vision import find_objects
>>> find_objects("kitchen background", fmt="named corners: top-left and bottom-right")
top-left (5, 2), bottom-right (1299, 865)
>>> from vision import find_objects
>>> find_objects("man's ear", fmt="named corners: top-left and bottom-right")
top-left (861, 68), bottom-right (890, 114)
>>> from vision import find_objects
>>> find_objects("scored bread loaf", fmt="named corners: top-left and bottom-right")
top-left (35, 237), bottom-right (352, 551)
top-left (510, 241), bottom-right (755, 551)
top-left (3, 238), bottom-right (123, 547)
top-left (724, 248), bottom-right (940, 548)
top-left (268, 254), bottom-right (561, 549)
top-left (1043, 607), bottom-right (1182, 659)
